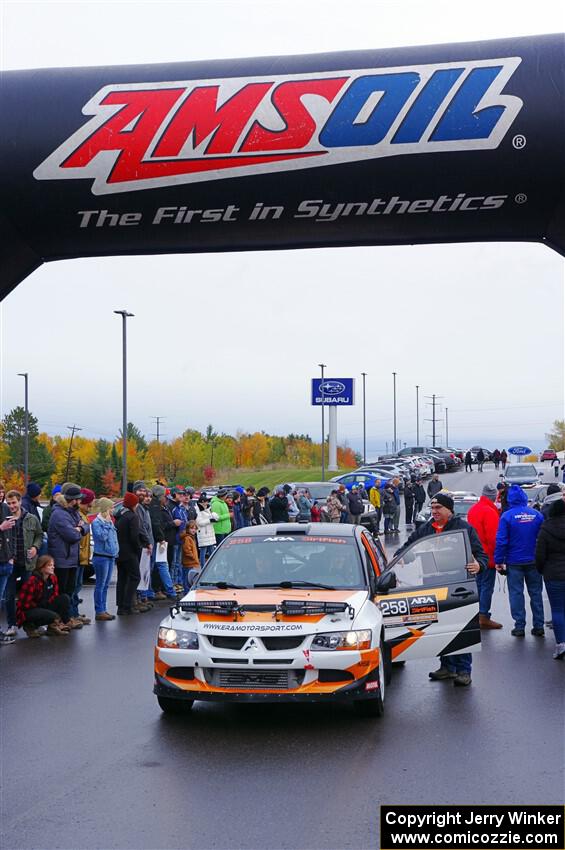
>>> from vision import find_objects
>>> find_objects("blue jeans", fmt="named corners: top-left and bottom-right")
top-left (199, 545), bottom-right (215, 568)
top-left (93, 556), bottom-right (114, 614)
top-left (476, 568), bottom-right (496, 617)
top-left (155, 561), bottom-right (176, 597)
top-left (172, 544), bottom-right (183, 585)
top-left (507, 563), bottom-right (544, 630)
top-left (443, 653), bottom-right (472, 674)
top-left (0, 562), bottom-right (13, 608)
top-left (70, 566), bottom-right (84, 618)
top-left (544, 579), bottom-right (565, 644)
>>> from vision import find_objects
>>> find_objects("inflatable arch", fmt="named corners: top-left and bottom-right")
top-left (1, 33), bottom-right (563, 301)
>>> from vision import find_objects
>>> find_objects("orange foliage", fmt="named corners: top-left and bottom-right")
top-left (337, 446), bottom-right (357, 469)
top-left (2, 470), bottom-right (25, 493)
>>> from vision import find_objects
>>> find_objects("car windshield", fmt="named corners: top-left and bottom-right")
top-left (506, 465), bottom-right (537, 477)
top-left (198, 535), bottom-right (365, 589)
top-left (288, 483), bottom-right (335, 499)
top-left (453, 501), bottom-right (476, 517)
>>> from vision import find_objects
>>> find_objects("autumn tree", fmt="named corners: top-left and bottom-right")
top-left (546, 420), bottom-right (565, 452)
top-left (1, 407), bottom-right (55, 485)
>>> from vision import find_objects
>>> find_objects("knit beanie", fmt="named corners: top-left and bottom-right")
top-left (547, 483), bottom-right (561, 496)
top-left (133, 480), bottom-right (147, 492)
top-left (123, 492), bottom-right (139, 510)
top-left (26, 482), bottom-right (42, 498)
top-left (51, 484), bottom-right (62, 496)
top-left (432, 493), bottom-right (454, 512)
top-left (80, 488), bottom-right (95, 506)
top-left (549, 498), bottom-right (565, 518)
top-left (151, 484), bottom-right (166, 498)
top-left (97, 497), bottom-right (114, 514)
top-left (482, 483), bottom-right (497, 501)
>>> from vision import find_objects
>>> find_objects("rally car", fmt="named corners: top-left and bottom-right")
top-left (154, 523), bottom-right (480, 718)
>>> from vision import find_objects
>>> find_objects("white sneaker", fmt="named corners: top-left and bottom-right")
top-left (4, 625), bottom-right (17, 637)
top-left (553, 643), bottom-right (565, 660)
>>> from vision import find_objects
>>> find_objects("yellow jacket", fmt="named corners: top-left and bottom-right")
top-left (369, 486), bottom-right (381, 509)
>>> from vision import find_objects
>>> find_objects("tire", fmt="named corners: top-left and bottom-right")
top-left (353, 638), bottom-right (385, 718)
top-left (157, 696), bottom-right (194, 715)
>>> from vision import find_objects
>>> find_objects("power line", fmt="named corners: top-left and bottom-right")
top-left (424, 394), bottom-right (444, 447)
top-left (150, 416), bottom-right (166, 443)
top-left (65, 424), bottom-right (82, 481)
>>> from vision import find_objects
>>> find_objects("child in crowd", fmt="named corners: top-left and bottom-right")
top-left (180, 520), bottom-right (200, 593)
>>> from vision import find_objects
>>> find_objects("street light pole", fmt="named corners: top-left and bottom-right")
top-left (392, 372), bottom-right (397, 453)
top-left (445, 407), bottom-right (449, 447)
top-left (319, 363), bottom-right (326, 481)
top-left (361, 372), bottom-right (367, 465)
top-left (17, 372), bottom-right (29, 484)
top-left (114, 310), bottom-right (134, 495)
top-left (416, 384), bottom-right (420, 445)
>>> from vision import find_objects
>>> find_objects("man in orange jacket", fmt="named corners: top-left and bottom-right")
top-left (467, 483), bottom-right (502, 629)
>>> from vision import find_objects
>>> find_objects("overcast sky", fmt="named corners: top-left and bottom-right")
top-left (1, 0), bottom-right (563, 455)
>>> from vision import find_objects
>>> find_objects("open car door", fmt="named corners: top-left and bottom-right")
top-left (376, 529), bottom-right (480, 663)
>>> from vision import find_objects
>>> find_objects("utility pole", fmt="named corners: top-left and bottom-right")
top-left (361, 372), bottom-right (367, 465)
top-left (416, 384), bottom-right (420, 445)
top-left (17, 372), bottom-right (29, 484)
top-left (392, 372), bottom-right (397, 453)
top-left (151, 416), bottom-right (165, 443)
top-left (65, 424), bottom-right (82, 481)
top-left (319, 363), bottom-right (326, 481)
top-left (424, 394), bottom-right (444, 447)
top-left (114, 310), bottom-right (134, 495)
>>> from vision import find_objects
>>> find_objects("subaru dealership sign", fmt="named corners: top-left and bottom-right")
top-left (311, 379), bottom-right (355, 406)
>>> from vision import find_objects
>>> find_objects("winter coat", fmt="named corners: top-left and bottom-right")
top-left (404, 482), bottom-right (416, 505)
top-left (180, 531), bottom-right (200, 568)
top-left (270, 495), bottom-right (289, 523)
top-left (209, 496), bottom-right (232, 535)
top-left (397, 515), bottom-right (487, 571)
top-left (326, 494), bottom-right (343, 521)
top-left (16, 572), bottom-right (60, 627)
top-left (0, 523), bottom-right (11, 563)
top-left (21, 495), bottom-right (41, 521)
top-left (467, 496), bottom-right (500, 568)
top-left (172, 502), bottom-right (188, 544)
top-left (252, 499), bottom-right (272, 525)
top-left (494, 485), bottom-right (543, 566)
top-left (136, 502), bottom-right (154, 547)
top-left (47, 503), bottom-right (87, 569)
top-left (195, 507), bottom-right (218, 547)
top-left (427, 479), bottom-right (443, 498)
top-left (535, 515), bottom-right (565, 582)
top-left (369, 487), bottom-right (381, 510)
top-left (91, 515), bottom-right (119, 559)
top-left (297, 494), bottom-right (314, 521)
top-left (347, 491), bottom-right (364, 516)
top-left (116, 508), bottom-right (148, 561)
top-left (79, 507), bottom-right (92, 567)
top-left (4, 510), bottom-right (43, 570)
top-left (414, 483), bottom-right (426, 505)
top-left (382, 489), bottom-right (397, 516)
top-left (41, 500), bottom-right (57, 533)
top-left (149, 497), bottom-right (176, 545)
top-left (476, 450), bottom-right (485, 463)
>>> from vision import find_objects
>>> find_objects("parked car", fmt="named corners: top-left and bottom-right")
top-left (396, 446), bottom-right (447, 473)
top-left (540, 449), bottom-right (558, 462)
top-left (500, 463), bottom-right (543, 488)
top-left (414, 491), bottom-right (480, 528)
top-left (467, 446), bottom-right (492, 462)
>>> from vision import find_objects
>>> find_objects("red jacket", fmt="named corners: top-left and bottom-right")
top-left (16, 573), bottom-right (59, 626)
top-left (467, 496), bottom-right (500, 568)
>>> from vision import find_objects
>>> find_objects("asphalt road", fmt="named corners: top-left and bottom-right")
top-left (2, 465), bottom-right (564, 850)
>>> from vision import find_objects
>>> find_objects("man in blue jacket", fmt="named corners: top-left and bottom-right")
top-left (494, 485), bottom-right (544, 637)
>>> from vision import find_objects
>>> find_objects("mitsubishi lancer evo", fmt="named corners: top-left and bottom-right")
top-left (154, 523), bottom-right (480, 718)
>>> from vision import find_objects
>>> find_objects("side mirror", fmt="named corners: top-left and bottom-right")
top-left (375, 571), bottom-right (397, 595)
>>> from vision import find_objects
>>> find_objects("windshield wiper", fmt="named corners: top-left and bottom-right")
top-left (198, 581), bottom-right (246, 589)
top-left (253, 580), bottom-right (336, 590)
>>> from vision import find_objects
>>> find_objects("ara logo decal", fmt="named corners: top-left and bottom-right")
top-left (33, 57), bottom-right (523, 194)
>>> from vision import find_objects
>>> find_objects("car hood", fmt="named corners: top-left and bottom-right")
top-left (174, 587), bottom-right (370, 634)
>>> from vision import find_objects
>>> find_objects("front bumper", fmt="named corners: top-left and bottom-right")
top-left (154, 670), bottom-right (380, 703)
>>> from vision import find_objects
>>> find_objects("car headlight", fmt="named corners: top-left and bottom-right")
top-left (310, 630), bottom-right (372, 651)
top-left (157, 627), bottom-right (199, 650)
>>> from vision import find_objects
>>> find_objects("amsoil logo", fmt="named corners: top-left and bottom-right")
top-left (34, 58), bottom-right (523, 195)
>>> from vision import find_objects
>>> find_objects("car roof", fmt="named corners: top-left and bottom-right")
top-left (229, 522), bottom-right (359, 538)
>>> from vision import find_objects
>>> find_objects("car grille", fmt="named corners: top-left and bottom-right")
top-left (261, 636), bottom-right (305, 650)
top-left (204, 669), bottom-right (305, 690)
top-left (207, 635), bottom-right (248, 650)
